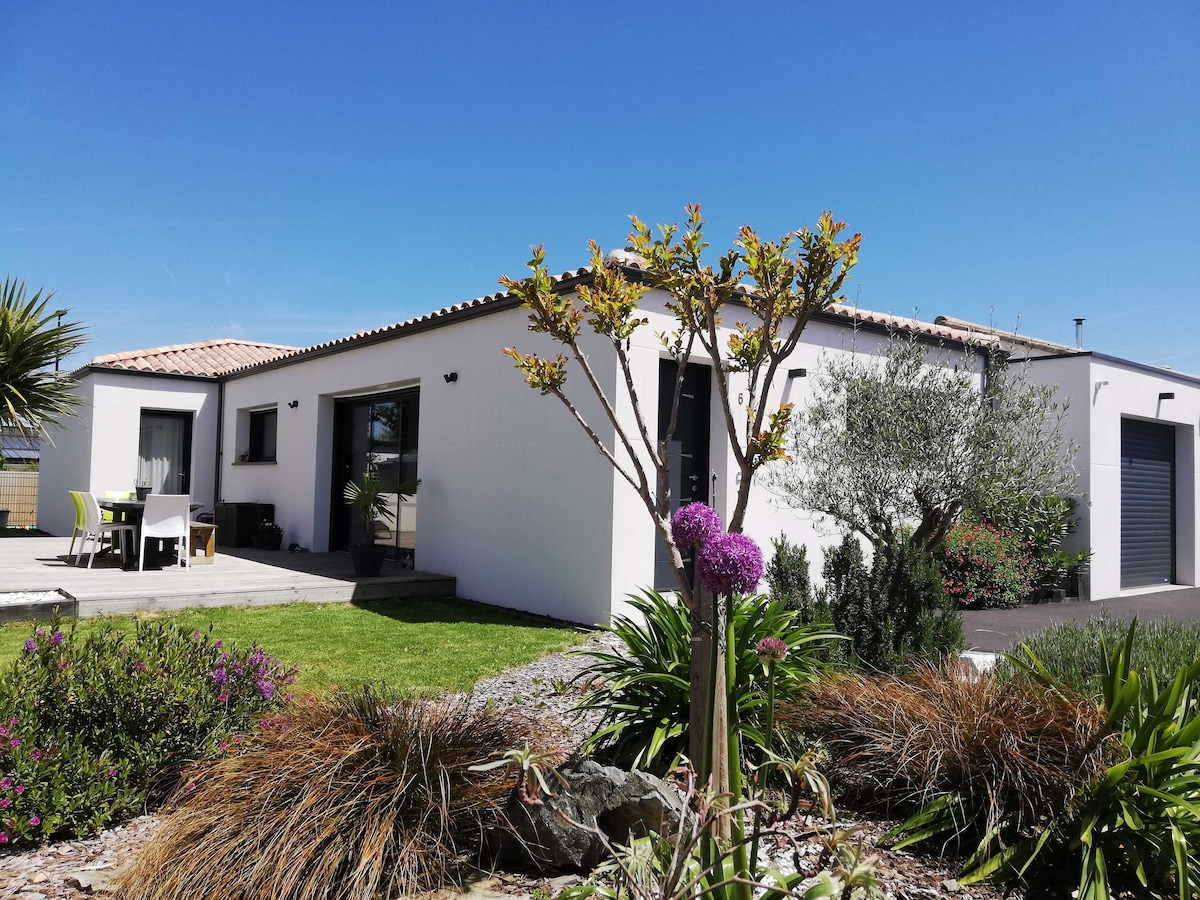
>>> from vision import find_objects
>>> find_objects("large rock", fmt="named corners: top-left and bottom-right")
top-left (498, 760), bottom-right (688, 872)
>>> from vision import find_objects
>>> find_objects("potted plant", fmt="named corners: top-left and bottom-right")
top-left (135, 481), bottom-right (152, 501)
top-left (256, 520), bottom-right (284, 551)
top-left (342, 472), bottom-right (419, 577)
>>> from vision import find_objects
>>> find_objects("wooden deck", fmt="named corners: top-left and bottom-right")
top-left (0, 537), bottom-right (456, 617)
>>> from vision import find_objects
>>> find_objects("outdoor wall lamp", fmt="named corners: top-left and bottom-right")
top-left (444, 372), bottom-right (458, 384)
top-left (787, 368), bottom-right (807, 379)
top-left (287, 400), bottom-right (299, 409)
top-left (1159, 392), bottom-right (1175, 401)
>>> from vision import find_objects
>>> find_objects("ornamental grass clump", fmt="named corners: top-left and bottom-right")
top-left (117, 688), bottom-right (539, 900)
top-left (0, 615), bottom-right (294, 846)
top-left (779, 663), bottom-right (1115, 842)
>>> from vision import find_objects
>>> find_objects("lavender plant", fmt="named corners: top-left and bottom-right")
top-left (0, 614), bottom-right (296, 846)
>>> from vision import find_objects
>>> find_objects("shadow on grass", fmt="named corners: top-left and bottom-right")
top-left (350, 596), bottom-right (591, 633)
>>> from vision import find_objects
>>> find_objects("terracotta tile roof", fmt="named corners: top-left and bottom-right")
top-left (212, 264), bottom-right (1074, 379)
top-left (88, 339), bottom-right (301, 378)
top-left (932, 315), bottom-right (1077, 354)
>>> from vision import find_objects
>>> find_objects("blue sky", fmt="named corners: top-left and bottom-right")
top-left (3, 1), bottom-right (1198, 372)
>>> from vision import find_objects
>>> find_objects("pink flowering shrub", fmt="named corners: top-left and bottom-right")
top-left (0, 615), bottom-right (297, 847)
top-left (940, 522), bottom-right (1036, 609)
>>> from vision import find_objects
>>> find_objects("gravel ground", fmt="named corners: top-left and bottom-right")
top-left (0, 633), bottom-right (1030, 900)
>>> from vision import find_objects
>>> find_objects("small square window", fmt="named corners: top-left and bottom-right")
top-left (248, 409), bottom-right (278, 461)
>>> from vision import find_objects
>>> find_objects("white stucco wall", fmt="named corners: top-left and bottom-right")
top-left (1029, 353), bottom-right (1200, 600)
top-left (37, 378), bottom-right (96, 536)
top-left (218, 295), bottom-right (997, 624)
top-left (35, 370), bottom-right (219, 536)
top-left (220, 304), bottom-right (622, 625)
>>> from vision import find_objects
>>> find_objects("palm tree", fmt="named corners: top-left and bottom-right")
top-left (0, 278), bottom-right (88, 452)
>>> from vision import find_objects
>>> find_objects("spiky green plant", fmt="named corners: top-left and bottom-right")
top-left (116, 688), bottom-right (536, 900)
top-left (575, 589), bottom-right (841, 772)
top-left (0, 278), bottom-right (87, 446)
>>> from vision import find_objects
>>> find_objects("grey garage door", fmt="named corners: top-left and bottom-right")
top-left (1121, 418), bottom-right (1176, 588)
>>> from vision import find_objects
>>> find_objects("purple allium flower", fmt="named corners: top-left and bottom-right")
top-left (28, 816), bottom-right (39, 827)
top-left (211, 667), bottom-right (227, 686)
top-left (13, 786), bottom-right (23, 795)
top-left (22, 640), bottom-right (36, 652)
top-left (217, 692), bottom-right (229, 703)
top-left (192, 631), bottom-right (202, 639)
top-left (184, 782), bottom-right (196, 792)
top-left (755, 637), bottom-right (789, 665)
top-left (135, 661), bottom-right (146, 672)
top-left (8, 739), bottom-right (19, 749)
top-left (30, 750), bottom-right (41, 761)
top-left (671, 502), bottom-right (722, 552)
top-left (0, 800), bottom-right (9, 810)
top-left (696, 532), bottom-right (763, 595)
top-left (0, 778), bottom-right (9, 790)
top-left (49, 632), bottom-right (64, 646)
top-left (0, 833), bottom-right (7, 844)
top-left (107, 769), bottom-right (117, 778)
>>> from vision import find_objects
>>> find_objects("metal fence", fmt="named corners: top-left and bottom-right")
top-left (0, 471), bottom-right (39, 527)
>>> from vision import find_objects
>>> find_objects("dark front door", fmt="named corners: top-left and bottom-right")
top-left (654, 360), bottom-right (711, 590)
top-left (1121, 418), bottom-right (1176, 589)
top-left (138, 411), bottom-right (193, 495)
top-left (331, 390), bottom-right (419, 561)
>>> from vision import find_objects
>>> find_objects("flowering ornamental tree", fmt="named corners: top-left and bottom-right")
top-left (502, 207), bottom-right (859, 767)
top-left (501, 205), bottom-right (860, 607)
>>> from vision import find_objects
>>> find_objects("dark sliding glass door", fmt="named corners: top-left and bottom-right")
top-left (330, 390), bottom-right (419, 564)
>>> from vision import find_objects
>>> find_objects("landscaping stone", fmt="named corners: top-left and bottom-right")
top-left (498, 759), bottom-right (688, 872)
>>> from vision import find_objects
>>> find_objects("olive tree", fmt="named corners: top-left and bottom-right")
top-left (768, 333), bottom-right (1078, 553)
top-left (500, 205), bottom-right (860, 768)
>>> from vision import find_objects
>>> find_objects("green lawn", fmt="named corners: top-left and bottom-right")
top-left (0, 599), bottom-right (586, 693)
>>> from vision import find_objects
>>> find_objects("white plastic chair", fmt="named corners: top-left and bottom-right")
top-left (77, 491), bottom-right (137, 568)
top-left (139, 494), bottom-right (191, 571)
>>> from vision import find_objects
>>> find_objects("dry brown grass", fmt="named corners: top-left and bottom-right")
top-left (115, 689), bottom-right (542, 900)
top-left (778, 663), bottom-right (1119, 838)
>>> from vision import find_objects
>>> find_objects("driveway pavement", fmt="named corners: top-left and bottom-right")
top-left (961, 587), bottom-right (1200, 653)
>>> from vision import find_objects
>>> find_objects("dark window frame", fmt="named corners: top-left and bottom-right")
top-left (248, 408), bottom-right (278, 462)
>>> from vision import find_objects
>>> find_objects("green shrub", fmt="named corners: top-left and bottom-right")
top-left (939, 521), bottom-right (1035, 609)
top-left (821, 535), bottom-right (962, 673)
top-left (0, 615), bottom-right (295, 847)
top-left (982, 494), bottom-right (1090, 592)
top-left (996, 612), bottom-right (1200, 704)
top-left (116, 689), bottom-right (533, 900)
top-left (765, 533), bottom-right (814, 615)
top-left (575, 589), bottom-right (841, 772)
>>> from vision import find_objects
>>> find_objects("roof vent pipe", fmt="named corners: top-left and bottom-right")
top-left (1074, 317), bottom-right (1085, 350)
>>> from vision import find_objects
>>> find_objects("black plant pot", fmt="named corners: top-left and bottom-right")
top-left (260, 533), bottom-right (283, 551)
top-left (350, 544), bottom-right (388, 577)
top-left (135, 486), bottom-right (151, 501)
top-left (0, 510), bottom-right (9, 528)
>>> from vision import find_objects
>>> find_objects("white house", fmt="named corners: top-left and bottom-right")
top-left (36, 267), bottom-right (1199, 623)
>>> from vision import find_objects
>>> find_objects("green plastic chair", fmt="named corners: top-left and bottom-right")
top-left (67, 490), bottom-right (86, 563)
top-left (102, 490), bottom-right (135, 524)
